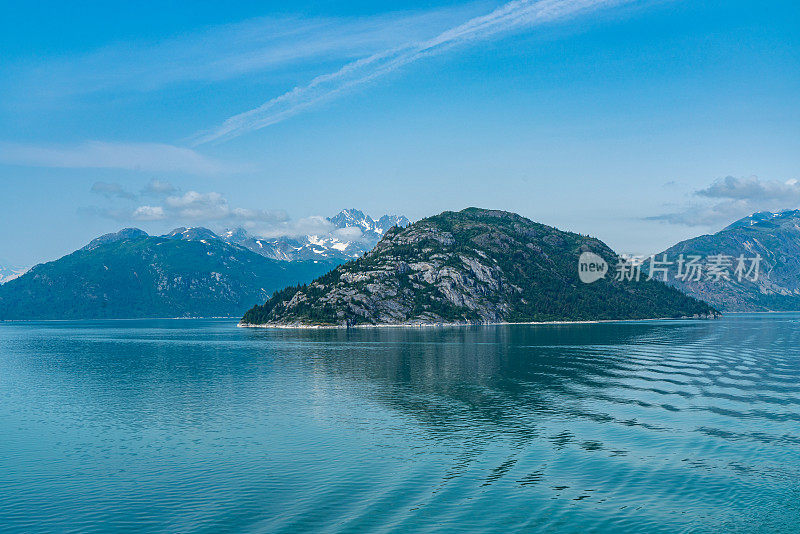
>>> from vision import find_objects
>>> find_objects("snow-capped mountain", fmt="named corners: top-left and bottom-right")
top-left (0, 264), bottom-right (27, 284)
top-left (328, 209), bottom-right (410, 237)
top-left (723, 209), bottom-right (800, 231)
top-left (223, 209), bottom-right (410, 262)
top-left (376, 214), bottom-right (412, 233)
top-left (221, 232), bottom-right (355, 261)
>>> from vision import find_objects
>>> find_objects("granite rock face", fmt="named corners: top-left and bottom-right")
top-left (242, 208), bottom-right (715, 326)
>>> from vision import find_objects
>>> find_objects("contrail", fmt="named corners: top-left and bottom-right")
top-left (193, 0), bottom-right (631, 145)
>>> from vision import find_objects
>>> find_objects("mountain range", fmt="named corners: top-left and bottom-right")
top-left (222, 209), bottom-right (410, 261)
top-left (4, 206), bottom-right (799, 322)
top-left (0, 228), bottom-right (340, 320)
top-left (0, 209), bottom-right (408, 320)
top-left (242, 208), bottom-right (715, 327)
top-left (658, 209), bottom-right (800, 311)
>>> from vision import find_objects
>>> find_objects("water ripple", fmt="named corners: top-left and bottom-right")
top-left (0, 315), bottom-right (798, 532)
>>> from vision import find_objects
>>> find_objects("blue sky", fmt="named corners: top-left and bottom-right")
top-left (1, 0), bottom-right (798, 266)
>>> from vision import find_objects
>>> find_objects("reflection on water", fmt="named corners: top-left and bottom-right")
top-left (1, 315), bottom-right (799, 532)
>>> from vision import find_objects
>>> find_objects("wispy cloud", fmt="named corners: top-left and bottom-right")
top-left (0, 141), bottom-right (239, 175)
top-left (90, 181), bottom-right (137, 200)
top-left (646, 200), bottom-right (755, 227)
top-left (90, 179), bottom-right (177, 202)
top-left (87, 186), bottom-right (288, 226)
top-left (141, 179), bottom-right (178, 197)
top-left (249, 216), bottom-right (336, 239)
top-left (648, 176), bottom-right (800, 227)
top-left (83, 182), bottom-right (370, 239)
top-left (9, 7), bottom-right (478, 101)
top-left (193, 0), bottom-right (630, 145)
top-left (156, 191), bottom-right (286, 222)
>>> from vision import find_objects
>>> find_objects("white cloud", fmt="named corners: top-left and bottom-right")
top-left (85, 180), bottom-right (289, 226)
top-left (0, 141), bottom-right (238, 175)
top-left (141, 179), bottom-right (177, 196)
top-left (697, 175), bottom-right (800, 202)
top-left (85, 186), bottom-right (400, 241)
top-left (333, 226), bottom-right (365, 241)
top-left (131, 206), bottom-right (167, 221)
top-left (194, 0), bottom-right (631, 144)
top-left (163, 191), bottom-right (230, 220)
top-left (646, 200), bottom-right (754, 227)
top-left (648, 176), bottom-right (800, 227)
top-left (90, 179), bottom-right (176, 205)
top-left (249, 216), bottom-right (336, 239)
top-left (95, 190), bottom-right (285, 225)
top-left (91, 181), bottom-right (136, 199)
top-left (126, 191), bottom-right (284, 223)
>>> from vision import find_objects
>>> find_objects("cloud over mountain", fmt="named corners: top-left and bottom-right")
top-left (649, 176), bottom-right (800, 227)
top-left (697, 176), bottom-right (800, 202)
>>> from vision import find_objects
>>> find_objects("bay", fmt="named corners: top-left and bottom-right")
top-left (1, 314), bottom-right (798, 532)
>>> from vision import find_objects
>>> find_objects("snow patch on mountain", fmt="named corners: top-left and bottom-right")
top-left (76, 210), bottom-right (410, 265)
top-left (724, 209), bottom-right (800, 231)
top-left (0, 264), bottom-right (29, 284)
top-left (224, 209), bottom-right (410, 262)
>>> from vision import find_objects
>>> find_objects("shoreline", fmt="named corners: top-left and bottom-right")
top-left (238, 314), bottom-right (720, 330)
top-left (0, 316), bottom-right (239, 323)
top-left (8, 311), bottom-right (800, 325)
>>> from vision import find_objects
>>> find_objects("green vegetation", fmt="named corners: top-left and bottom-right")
top-left (242, 208), bottom-right (716, 326)
top-left (0, 235), bottom-right (339, 320)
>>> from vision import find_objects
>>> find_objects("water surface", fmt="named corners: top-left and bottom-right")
top-left (1, 315), bottom-right (798, 532)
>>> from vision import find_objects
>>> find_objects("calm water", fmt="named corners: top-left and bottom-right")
top-left (0, 315), bottom-right (798, 533)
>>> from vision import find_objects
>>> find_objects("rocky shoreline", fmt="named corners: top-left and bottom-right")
top-left (238, 313), bottom-right (720, 330)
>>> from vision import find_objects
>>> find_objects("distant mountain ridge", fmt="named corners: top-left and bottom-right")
top-left (723, 209), bottom-right (800, 231)
top-left (327, 209), bottom-right (409, 236)
top-left (164, 227), bottom-right (221, 242)
top-left (659, 209), bottom-right (800, 311)
top-left (242, 208), bottom-right (715, 327)
top-left (83, 228), bottom-right (148, 250)
top-left (0, 228), bottom-right (338, 320)
top-left (0, 208), bottom-right (409, 320)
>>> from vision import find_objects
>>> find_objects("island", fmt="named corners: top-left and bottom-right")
top-left (241, 208), bottom-right (716, 327)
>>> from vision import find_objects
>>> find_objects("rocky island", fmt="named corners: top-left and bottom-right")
top-left (241, 208), bottom-right (715, 327)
